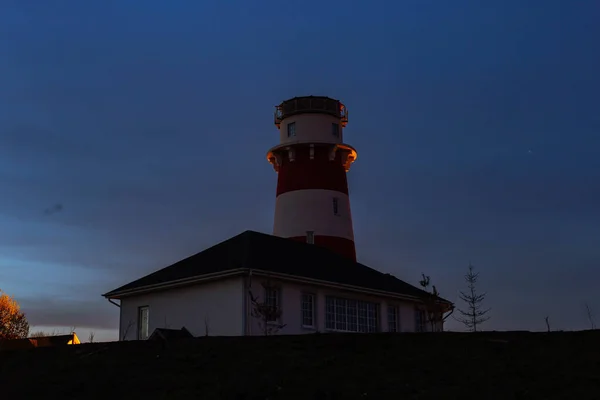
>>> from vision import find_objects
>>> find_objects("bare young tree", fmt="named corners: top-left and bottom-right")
top-left (29, 331), bottom-right (50, 338)
top-left (204, 316), bottom-right (210, 336)
top-left (544, 316), bottom-right (551, 332)
top-left (88, 331), bottom-right (95, 343)
top-left (29, 328), bottom-right (61, 337)
top-left (584, 302), bottom-right (596, 330)
top-left (418, 274), bottom-right (444, 332)
top-left (455, 264), bottom-right (490, 332)
top-left (122, 320), bottom-right (134, 340)
top-left (249, 281), bottom-right (286, 336)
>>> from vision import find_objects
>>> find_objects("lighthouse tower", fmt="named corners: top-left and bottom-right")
top-left (267, 96), bottom-right (358, 261)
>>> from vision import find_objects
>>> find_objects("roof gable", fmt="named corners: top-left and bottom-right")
top-left (148, 327), bottom-right (194, 341)
top-left (103, 230), bottom-right (447, 303)
top-left (105, 231), bottom-right (252, 294)
top-left (242, 232), bottom-right (434, 299)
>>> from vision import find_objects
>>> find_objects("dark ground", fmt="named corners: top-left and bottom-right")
top-left (0, 331), bottom-right (599, 399)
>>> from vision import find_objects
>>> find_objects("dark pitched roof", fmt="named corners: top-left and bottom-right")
top-left (148, 327), bottom-right (194, 341)
top-left (0, 338), bottom-right (35, 351)
top-left (0, 334), bottom-right (79, 351)
top-left (30, 334), bottom-right (80, 347)
top-left (104, 230), bottom-right (450, 304)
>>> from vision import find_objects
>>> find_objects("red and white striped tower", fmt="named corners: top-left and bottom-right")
top-left (267, 96), bottom-right (358, 261)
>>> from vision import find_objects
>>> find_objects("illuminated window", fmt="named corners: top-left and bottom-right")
top-left (138, 306), bottom-right (149, 340)
top-left (287, 122), bottom-right (296, 137)
top-left (331, 122), bottom-right (339, 137)
top-left (301, 293), bottom-right (315, 328)
top-left (306, 230), bottom-right (314, 244)
top-left (332, 197), bottom-right (339, 216)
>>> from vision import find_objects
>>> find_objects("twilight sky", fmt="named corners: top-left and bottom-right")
top-left (1, 1), bottom-right (599, 341)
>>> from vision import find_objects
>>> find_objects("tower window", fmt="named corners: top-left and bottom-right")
top-left (331, 123), bottom-right (339, 137)
top-left (306, 230), bottom-right (314, 244)
top-left (287, 122), bottom-right (296, 137)
top-left (332, 197), bottom-right (339, 216)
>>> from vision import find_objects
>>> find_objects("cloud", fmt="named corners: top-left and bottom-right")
top-left (43, 203), bottom-right (63, 215)
top-left (20, 295), bottom-right (118, 331)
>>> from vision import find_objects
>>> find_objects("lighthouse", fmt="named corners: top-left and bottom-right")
top-left (267, 96), bottom-right (358, 261)
top-left (105, 95), bottom-right (454, 338)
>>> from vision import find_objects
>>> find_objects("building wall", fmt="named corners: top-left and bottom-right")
top-left (273, 189), bottom-right (354, 240)
top-left (278, 113), bottom-right (344, 145)
top-left (274, 146), bottom-right (351, 196)
top-left (119, 277), bottom-right (244, 340)
top-left (246, 277), bottom-right (430, 335)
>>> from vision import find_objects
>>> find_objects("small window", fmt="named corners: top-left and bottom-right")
top-left (388, 305), bottom-right (399, 332)
top-left (332, 198), bottom-right (339, 216)
top-left (306, 230), bottom-right (314, 244)
top-left (287, 122), bottom-right (296, 137)
top-left (415, 308), bottom-right (426, 332)
top-left (331, 122), bottom-right (339, 137)
top-left (301, 293), bottom-right (315, 328)
top-left (138, 306), bottom-right (149, 340)
top-left (264, 286), bottom-right (279, 322)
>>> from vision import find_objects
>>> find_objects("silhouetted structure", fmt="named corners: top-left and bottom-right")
top-left (148, 327), bottom-right (193, 341)
top-left (0, 333), bottom-right (80, 351)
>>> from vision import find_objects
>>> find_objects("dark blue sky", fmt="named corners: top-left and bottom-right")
top-left (1, 1), bottom-right (598, 340)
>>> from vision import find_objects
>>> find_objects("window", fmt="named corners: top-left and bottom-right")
top-left (415, 308), bottom-right (426, 332)
top-left (388, 305), bottom-right (400, 332)
top-left (301, 293), bottom-right (315, 328)
top-left (331, 122), bottom-right (339, 137)
top-left (325, 296), bottom-right (379, 332)
top-left (332, 197), bottom-right (339, 216)
top-left (138, 306), bottom-right (149, 340)
top-left (264, 286), bottom-right (279, 322)
top-left (306, 230), bottom-right (314, 244)
top-left (287, 122), bottom-right (296, 137)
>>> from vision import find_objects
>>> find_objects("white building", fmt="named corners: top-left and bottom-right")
top-left (103, 230), bottom-right (452, 340)
top-left (102, 96), bottom-right (453, 339)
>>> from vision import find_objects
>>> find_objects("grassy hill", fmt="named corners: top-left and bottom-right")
top-left (0, 331), bottom-right (598, 399)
